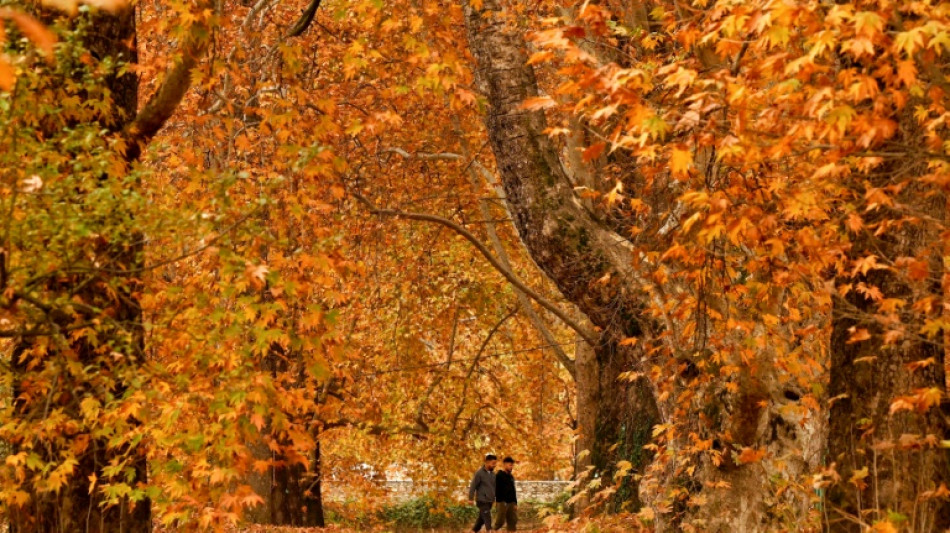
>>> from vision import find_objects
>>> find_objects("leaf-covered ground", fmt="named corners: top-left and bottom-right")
top-left (231, 514), bottom-right (645, 532)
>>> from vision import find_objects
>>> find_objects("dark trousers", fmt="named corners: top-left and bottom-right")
top-left (473, 501), bottom-right (494, 531)
top-left (493, 501), bottom-right (518, 531)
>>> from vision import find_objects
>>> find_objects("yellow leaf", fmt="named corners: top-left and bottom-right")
top-left (870, 520), bottom-right (898, 533)
top-left (670, 147), bottom-right (692, 177)
top-left (605, 181), bottom-right (623, 207)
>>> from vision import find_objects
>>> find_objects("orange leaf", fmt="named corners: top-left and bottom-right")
top-left (521, 96), bottom-right (556, 111)
top-left (0, 10), bottom-right (56, 61)
top-left (619, 337), bottom-right (638, 347)
top-left (582, 142), bottom-right (605, 162)
top-left (737, 447), bottom-right (766, 464)
top-left (846, 327), bottom-right (871, 344)
top-left (0, 58), bottom-right (13, 91)
top-left (670, 147), bottom-right (692, 177)
top-left (245, 263), bottom-right (269, 290)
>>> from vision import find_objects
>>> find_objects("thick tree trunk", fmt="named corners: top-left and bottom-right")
top-left (462, 2), bottom-right (821, 527)
top-left (592, 340), bottom-right (660, 512)
top-left (247, 438), bottom-right (325, 526)
top-left (573, 337), bottom-right (598, 513)
top-left (6, 9), bottom-right (151, 533)
top-left (827, 226), bottom-right (950, 530)
top-left (463, 0), bottom-right (661, 510)
top-left (246, 343), bottom-right (325, 526)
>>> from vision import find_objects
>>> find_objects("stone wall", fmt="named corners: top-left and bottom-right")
top-left (326, 480), bottom-right (570, 504)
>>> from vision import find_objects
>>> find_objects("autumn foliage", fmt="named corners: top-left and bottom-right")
top-left (1, 0), bottom-right (950, 531)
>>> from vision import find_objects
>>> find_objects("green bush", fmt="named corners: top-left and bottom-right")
top-left (324, 500), bottom-right (374, 529)
top-left (380, 495), bottom-right (479, 528)
top-left (536, 490), bottom-right (572, 518)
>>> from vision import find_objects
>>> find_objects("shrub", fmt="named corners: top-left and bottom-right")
top-left (380, 495), bottom-right (479, 528)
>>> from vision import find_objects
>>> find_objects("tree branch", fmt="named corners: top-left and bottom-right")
top-left (286, 0), bottom-right (322, 37)
top-left (451, 305), bottom-right (518, 431)
top-left (381, 146), bottom-right (578, 375)
top-left (125, 4), bottom-right (212, 158)
top-left (352, 191), bottom-right (598, 347)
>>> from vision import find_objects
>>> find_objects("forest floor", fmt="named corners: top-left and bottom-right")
top-left (236, 515), bottom-right (644, 532)
top-left (238, 525), bottom-right (552, 533)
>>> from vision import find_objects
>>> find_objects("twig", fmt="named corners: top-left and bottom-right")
top-left (352, 191), bottom-right (599, 347)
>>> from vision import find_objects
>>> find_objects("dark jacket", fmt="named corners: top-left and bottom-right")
top-left (495, 469), bottom-right (517, 504)
top-left (468, 467), bottom-right (496, 503)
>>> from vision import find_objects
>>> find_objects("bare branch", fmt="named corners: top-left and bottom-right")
top-left (352, 191), bottom-right (598, 347)
top-left (382, 144), bottom-right (579, 377)
top-left (286, 0), bottom-right (323, 37)
top-left (451, 305), bottom-right (518, 431)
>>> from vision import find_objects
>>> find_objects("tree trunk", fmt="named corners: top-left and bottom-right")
top-left (246, 343), bottom-right (326, 527)
top-left (591, 339), bottom-right (660, 512)
top-left (247, 438), bottom-right (325, 527)
top-left (573, 336), bottom-right (598, 513)
top-left (827, 223), bottom-right (950, 530)
top-left (462, 0), bottom-right (662, 510)
top-left (6, 9), bottom-right (151, 533)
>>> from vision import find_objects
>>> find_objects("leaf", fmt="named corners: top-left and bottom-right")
top-left (896, 60), bottom-right (917, 87)
top-left (605, 181), bottom-right (623, 207)
top-left (737, 447), bottom-right (766, 464)
top-left (0, 58), bottom-right (13, 91)
top-left (849, 466), bottom-right (869, 490)
top-left (21, 175), bottom-right (42, 193)
top-left (870, 520), bottom-right (899, 533)
top-left (906, 358), bottom-right (936, 372)
top-left (893, 29), bottom-right (924, 57)
top-left (521, 96), bottom-right (556, 111)
top-left (846, 327), bottom-right (871, 344)
top-left (0, 10), bottom-right (56, 61)
top-left (889, 398), bottom-right (915, 414)
top-left (582, 142), bottom-right (605, 162)
top-left (245, 263), bottom-right (269, 290)
top-left (670, 147), bottom-right (692, 177)
top-left (846, 37), bottom-right (875, 58)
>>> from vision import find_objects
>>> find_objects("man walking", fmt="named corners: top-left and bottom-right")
top-left (468, 454), bottom-right (498, 532)
top-left (493, 457), bottom-right (518, 531)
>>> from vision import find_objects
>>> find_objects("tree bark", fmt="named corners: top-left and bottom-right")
top-left (247, 433), bottom-right (325, 527)
top-left (573, 337), bottom-right (598, 513)
top-left (462, 0), bottom-right (661, 509)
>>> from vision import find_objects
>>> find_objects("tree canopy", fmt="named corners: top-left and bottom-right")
top-left (1, 0), bottom-right (950, 531)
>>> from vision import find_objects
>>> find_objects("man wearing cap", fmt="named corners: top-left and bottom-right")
top-left (493, 457), bottom-right (518, 531)
top-left (468, 454), bottom-right (498, 532)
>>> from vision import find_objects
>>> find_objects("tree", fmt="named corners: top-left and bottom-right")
top-left (464, 0), bottom-right (950, 529)
top-left (0, 1), bottom-right (208, 529)
top-left (462, 0), bottom-right (663, 511)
